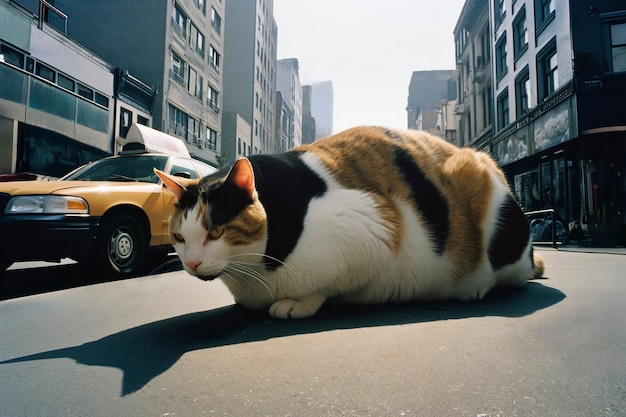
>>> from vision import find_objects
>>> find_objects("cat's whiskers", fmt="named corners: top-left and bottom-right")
top-left (226, 253), bottom-right (295, 274)
top-left (224, 261), bottom-right (276, 301)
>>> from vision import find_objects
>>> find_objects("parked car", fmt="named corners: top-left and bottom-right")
top-left (0, 124), bottom-right (217, 275)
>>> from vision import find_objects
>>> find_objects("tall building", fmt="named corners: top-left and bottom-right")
top-left (0, 0), bottom-right (156, 176)
top-left (222, 0), bottom-right (278, 159)
top-left (406, 70), bottom-right (456, 134)
top-left (454, 0), bottom-right (626, 245)
top-left (453, 0), bottom-right (492, 149)
top-left (57, 0), bottom-right (225, 166)
top-left (276, 58), bottom-right (302, 149)
top-left (310, 81), bottom-right (334, 140)
top-left (301, 85), bottom-right (316, 144)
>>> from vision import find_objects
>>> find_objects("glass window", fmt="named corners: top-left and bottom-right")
top-left (209, 45), bottom-right (221, 72)
top-left (172, 3), bottom-right (187, 36)
top-left (495, 33), bottom-right (508, 80)
top-left (207, 127), bottom-right (218, 150)
top-left (1, 44), bottom-right (25, 68)
top-left (515, 67), bottom-right (530, 118)
top-left (77, 83), bottom-right (93, 100)
top-left (497, 89), bottom-right (510, 131)
top-left (170, 158), bottom-right (198, 179)
top-left (513, 7), bottom-right (528, 59)
top-left (537, 38), bottom-right (558, 100)
top-left (211, 7), bottom-right (222, 34)
top-left (57, 73), bottom-right (75, 91)
top-left (170, 51), bottom-right (186, 84)
top-left (120, 108), bottom-right (132, 138)
top-left (535, 0), bottom-right (555, 33)
top-left (610, 22), bottom-right (626, 72)
top-left (36, 62), bottom-right (55, 82)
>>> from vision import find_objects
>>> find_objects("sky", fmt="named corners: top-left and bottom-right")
top-left (273, 0), bottom-right (466, 134)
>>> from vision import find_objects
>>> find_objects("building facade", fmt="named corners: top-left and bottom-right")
top-left (454, 0), bottom-right (626, 245)
top-left (310, 81), bottom-right (334, 140)
top-left (0, 0), bottom-right (155, 177)
top-left (222, 0), bottom-right (278, 159)
top-left (58, 0), bottom-right (225, 167)
top-left (301, 85), bottom-right (316, 145)
top-left (276, 58), bottom-right (302, 149)
top-left (406, 70), bottom-right (457, 136)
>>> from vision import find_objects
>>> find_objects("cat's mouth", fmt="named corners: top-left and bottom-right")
top-left (196, 273), bottom-right (222, 282)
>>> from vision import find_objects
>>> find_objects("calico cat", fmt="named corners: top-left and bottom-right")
top-left (155, 126), bottom-right (544, 319)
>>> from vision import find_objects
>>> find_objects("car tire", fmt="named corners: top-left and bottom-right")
top-left (96, 213), bottom-right (146, 275)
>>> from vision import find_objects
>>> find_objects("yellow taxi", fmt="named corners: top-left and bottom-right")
top-left (0, 124), bottom-right (217, 275)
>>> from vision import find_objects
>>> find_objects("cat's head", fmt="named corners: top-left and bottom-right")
top-left (155, 158), bottom-right (267, 280)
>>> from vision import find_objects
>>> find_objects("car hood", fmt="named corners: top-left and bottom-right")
top-left (0, 180), bottom-right (161, 196)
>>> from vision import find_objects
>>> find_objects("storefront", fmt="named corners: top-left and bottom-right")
top-left (492, 85), bottom-right (626, 246)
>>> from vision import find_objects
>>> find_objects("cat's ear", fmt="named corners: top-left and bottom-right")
top-left (154, 168), bottom-right (195, 200)
top-left (226, 158), bottom-right (256, 198)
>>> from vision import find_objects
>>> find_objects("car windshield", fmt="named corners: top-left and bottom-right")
top-left (62, 155), bottom-right (169, 183)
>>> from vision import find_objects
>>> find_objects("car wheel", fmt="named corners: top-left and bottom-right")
top-left (97, 213), bottom-right (146, 275)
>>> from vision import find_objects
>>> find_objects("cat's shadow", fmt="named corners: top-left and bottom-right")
top-left (1, 281), bottom-right (564, 396)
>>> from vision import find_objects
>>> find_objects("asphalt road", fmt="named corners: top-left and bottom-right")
top-left (1, 249), bottom-right (625, 416)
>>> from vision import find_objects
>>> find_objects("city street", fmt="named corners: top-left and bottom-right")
top-left (1, 248), bottom-right (625, 416)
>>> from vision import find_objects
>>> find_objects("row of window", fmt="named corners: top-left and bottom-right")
top-left (496, 37), bottom-right (558, 130)
top-left (168, 103), bottom-right (218, 151)
top-left (172, 2), bottom-right (222, 66)
top-left (170, 50), bottom-right (220, 111)
top-left (495, 1), bottom-right (552, 82)
top-left (1, 42), bottom-right (109, 109)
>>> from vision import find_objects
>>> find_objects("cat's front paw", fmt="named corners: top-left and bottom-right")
top-left (268, 295), bottom-right (326, 319)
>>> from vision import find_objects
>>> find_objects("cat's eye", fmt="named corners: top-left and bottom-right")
top-left (172, 233), bottom-right (185, 243)
top-left (208, 226), bottom-right (225, 240)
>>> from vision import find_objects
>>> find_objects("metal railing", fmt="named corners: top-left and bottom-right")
top-left (525, 208), bottom-right (559, 248)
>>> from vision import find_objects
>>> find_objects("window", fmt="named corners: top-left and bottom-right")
top-left (77, 83), bottom-right (93, 100)
top-left (188, 67), bottom-right (203, 100)
top-left (515, 67), bottom-right (530, 118)
top-left (171, 158), bottom-right (199, 179)
top-left (170, 51), bottom-right (186, 84)
top-left (208, 85), bottom-right (219, 111)
top-left (120, 108), bottom-right (132, 138)
top-left (187, 117), bottom-right (200, 144)
top-left (535, 0), bottom-right (555, 33)
top-left (211, 7), bottom-right (222, 34)
top-left (168, 104), bottom-right (188, 137)
top-left (495, 0), bottom-right (506, 24)
top-left (172, 3), bottom-right (187, 37)
top-left (609, 22), bottom-right (626, 72)
top-left (36, 62), bottom-right (55, 82)
top-left (495, 33), bottom-right (508, 80)
top-left (94, 92), bottom-right (109, 108)
top-left (1, 43), bottom-right (25, 68)
top-left (196, 0), bottom-right (206, 15)
top-left (497, 89), bottom-right (510, 130)
top-left (57, 73), bottom-right (75, 91)
top-left (207, 127), bottom-right (218, 150)
top-left (513, 7), bottom-right (528, 60)
top-left (209, 45), bottom-right (221, 72)
top-left (537, 38), bottom-right (558, 100)
top-left (190, 23), bottom-right (205, 57)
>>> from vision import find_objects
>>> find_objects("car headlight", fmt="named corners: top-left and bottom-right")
top-left (4, 195), bottom-right (89, 214)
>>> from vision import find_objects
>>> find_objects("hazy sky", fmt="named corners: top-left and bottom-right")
top-left (273, 0), bottom-right (466, 134)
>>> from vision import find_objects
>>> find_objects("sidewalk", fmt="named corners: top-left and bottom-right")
top-left (537, 244), bottom-right (626, 255)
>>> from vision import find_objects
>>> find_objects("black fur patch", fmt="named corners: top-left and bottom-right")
top-left (393, 147), bottom-right (449, 254)
top-left (249, 152), bottom-right (327, 269)
top-left (379, 127), bottom-right (405, 142)
top-left (488, 195), bottom-right (530, 270)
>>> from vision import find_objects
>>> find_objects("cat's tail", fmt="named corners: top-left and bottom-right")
top-left (531, 250), bottom-right (545, 278)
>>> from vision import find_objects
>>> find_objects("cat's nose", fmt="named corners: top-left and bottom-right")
top-left (186, 260), bottom-right (202, 271)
